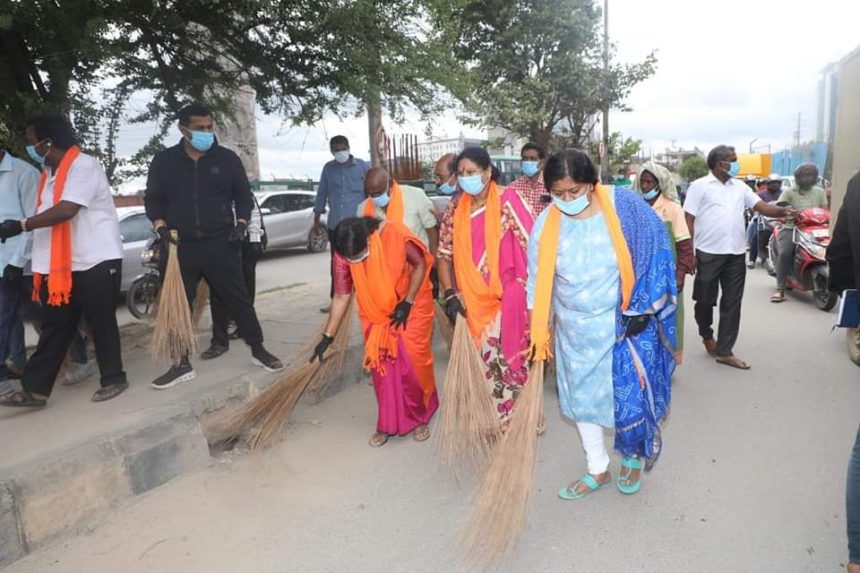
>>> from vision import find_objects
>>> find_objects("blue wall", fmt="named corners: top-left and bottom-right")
top-left (771, 143), bottom-right (828, 176)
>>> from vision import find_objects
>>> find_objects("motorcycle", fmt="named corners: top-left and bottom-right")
top-left (126, 237), bottom-right (162, 319)
top-left (755, 213), bottom-right (778, 275)
top-left (767, 206), bottom-right (838, 311)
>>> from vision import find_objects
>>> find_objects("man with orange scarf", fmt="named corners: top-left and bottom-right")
top-left (0, 116), bottom-right (128, 407)
top-left (311, 217), bottom-right (437, 447)
top-left (437, 147), bottom-right (534, 429)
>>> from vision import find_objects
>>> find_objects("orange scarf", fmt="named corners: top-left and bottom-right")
top-left (350, 226), bottom-right (404, 373)
top-left (528, 184), bottom-right (634, 361)
top-left (453, 181), bottom-right (502, 341)
top-left (32, 145), bottom-right (80, 306)
top-left (363, 180), bottom-right (405, 223)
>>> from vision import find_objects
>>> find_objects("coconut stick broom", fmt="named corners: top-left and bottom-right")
top-left (435, 315), bottom-right (502, 479)
top-left (151, 231), bottom-right (197, 365)
top-left (434, 302), bottom-right (454, 349)
top-left (215, 295), bottom-right (355, 451)
top-left (462, 360), bottom-right (544, 563)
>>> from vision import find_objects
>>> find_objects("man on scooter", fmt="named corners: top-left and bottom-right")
top-left (771, 163), bottom-right (828, 303)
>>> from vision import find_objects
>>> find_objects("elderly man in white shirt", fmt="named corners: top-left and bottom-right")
top-left (684, 145), bottom-right (792, 370)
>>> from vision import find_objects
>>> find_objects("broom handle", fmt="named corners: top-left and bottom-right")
top-left (169, 230), bottom-right (179, 257)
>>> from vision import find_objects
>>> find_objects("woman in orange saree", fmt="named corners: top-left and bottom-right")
top-left (313, 217), bottom-right (438, 447)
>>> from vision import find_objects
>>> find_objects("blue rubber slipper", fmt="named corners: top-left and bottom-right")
top-left (617, 457), bottom-right (644, 495)
top-left (558, 474), bottom-right (611, 500)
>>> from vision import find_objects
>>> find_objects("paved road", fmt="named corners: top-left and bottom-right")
top-left (9, 267), bottom-right (859, 573)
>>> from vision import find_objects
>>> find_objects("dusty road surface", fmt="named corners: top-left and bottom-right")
top-left (8, 269), bottom-right (858, 573)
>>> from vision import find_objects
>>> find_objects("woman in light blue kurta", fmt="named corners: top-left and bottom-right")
top-left (527, 150), bottom-right (677, 501)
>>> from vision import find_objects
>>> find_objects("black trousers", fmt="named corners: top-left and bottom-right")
top-left (178, 236), bottom-right (263, 351)
top-left (210, 240), bottom-right (258, 348)
top-left (23, 260), bottom-right (126, 397)
top-left (692, 251), bottom-right (746, 357)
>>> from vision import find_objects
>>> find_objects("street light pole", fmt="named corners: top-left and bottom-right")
top-left (602, 0), bottom-right (610, 182)
top-left (749, 138), bottom-right (758, 153)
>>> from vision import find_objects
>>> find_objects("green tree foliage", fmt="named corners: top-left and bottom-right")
top-left (679, 155), bottom-right (709, 181)
top-left (431, 0), bottom-right (655, 150)
top-left (0, 0), bottom-right (463, 184)
top-left (585, 131), bottom-right (641, 175)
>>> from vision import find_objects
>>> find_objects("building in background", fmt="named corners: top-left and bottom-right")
top-left (653, 147), bottom-right (705, 171)
top-left (417, 132), bottom-right (484, 160)
top-left (486, 127), bottom-right (525, 157)
top-left (816, 62), bottom-right (840, 145)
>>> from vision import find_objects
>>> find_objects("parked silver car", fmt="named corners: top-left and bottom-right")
top-left (255, 190), bottom-right (328, 252)
top-left (117, 206), bottom-right (153, 292)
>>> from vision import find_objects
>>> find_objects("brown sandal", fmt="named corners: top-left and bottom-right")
top-left (92, 382), bottom-right (129, 403)
top-left (412, 425), bottom-right (430, 442)
top-left (770, 291), bottom-right (786, 303)
top-left (0, 390), bottom-right (47, 408)
top-left (368, 432), bottom-right (390, 447)
top-left (715, 356), bottom-right (751, 370)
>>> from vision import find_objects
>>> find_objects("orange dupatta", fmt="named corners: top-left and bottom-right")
top-left (452, 181), bottom-right (502, 341)
top-left (32, 145), bottom-right (80, 306)
top-left (528, 184), bottom-right (635, 361)
top-left (363, 180), bottom-right (405, 223)
top-left (350, 226), bottom-right (404, 373)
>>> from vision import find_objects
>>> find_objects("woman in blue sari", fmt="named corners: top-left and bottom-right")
top-left (527, 150), bottom-right (677, 500)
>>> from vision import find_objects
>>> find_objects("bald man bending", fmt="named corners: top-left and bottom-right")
top-left (357, 167), bottom-right (439, 255)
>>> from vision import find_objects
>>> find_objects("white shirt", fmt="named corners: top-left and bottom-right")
top-left (684, 172), bottom-right (762, 255)
top-left (31, 152), bottom-right (123, 274)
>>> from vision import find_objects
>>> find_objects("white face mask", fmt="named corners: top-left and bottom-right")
top-left (333, 150), bottom-right (350, 164)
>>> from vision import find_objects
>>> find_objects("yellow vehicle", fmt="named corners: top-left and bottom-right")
top-left (736, 153), bottom-right (773, 180)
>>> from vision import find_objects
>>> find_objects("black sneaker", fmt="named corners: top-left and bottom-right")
top-left (200, 344), bottom-right (228, 360)
top-left (251, 346), bottom-right (284, 372)
top-left (151, 363), bottom-right (197, 390)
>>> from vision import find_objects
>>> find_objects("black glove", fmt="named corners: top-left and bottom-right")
top-left (250, 240), bottom-right (265, 259)
top-left (309, 334), bottom-right (334, 363)
top-left (624, 314), bottom-right (651, 338)
top-left (444, 288), bottom-right (466, 322)
top-left (0, 220), bottom-right (23, 243)
top-left (228, 221), bottom-right (248, 244)
top-left (2, 264), bottom-right (22, 283)
top-left (389, 299), bottom-right (413, 329)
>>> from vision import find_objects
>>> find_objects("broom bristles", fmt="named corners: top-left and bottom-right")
top-left (462, 362), bottom-right (544, 563)
top-left (191, 278), bottom-right (210, 329)
top-left (213, 296), bottom-right (355, 451)
top-left (434, 303), bottom-right (454, 349)
top-left (435, 315), bottom-right (502, 479)
top-left (151, 236), bottom-right (197, 364)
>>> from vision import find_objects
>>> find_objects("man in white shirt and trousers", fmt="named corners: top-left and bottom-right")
top-left (684, 145), bottom-right (792, 370)
top-left (0, 116), bottom-right (128, 407)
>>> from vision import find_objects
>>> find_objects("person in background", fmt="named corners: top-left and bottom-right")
top-left (313, 216), bottom-right (437, 447)
top-left (0, 148), bottom-right (38, 397)
top-left (529, 149), bottom-right (676, 499)
top-left (683, 145), bottom-right (792, 370)
top-left (436, 146), bottom-right (534, 430)
top-left (0, 116), bottom-right (128, 407)
top-left (433, 153), bottom-right (459, 199)
top-left (313, 135), bottom-right (369, 313)
top-left (747, 174), bottom-right (784, 269)
top-left (200, 196), bottom-right (266, 360)
top-left (507, 142), bottom-right (549, 216)
top-left (145, 103), bottom-right (283, 389)
top-left (634, 161), bottom-right (693, 363)
top-left (357, 167), bottom-right (438, 254)
top-left (770, 163), bottom-right (828, 303)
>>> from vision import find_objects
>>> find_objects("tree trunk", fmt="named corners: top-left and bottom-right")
top-left (367, 97), bottom-right (383, 167)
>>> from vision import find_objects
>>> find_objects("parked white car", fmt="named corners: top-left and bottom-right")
top-left (255, 190), bottom-right (328, 252)
top-left (117, 206), bottom-right (154, 293)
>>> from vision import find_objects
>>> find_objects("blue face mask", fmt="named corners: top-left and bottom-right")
top-left (372, 193), bottom-right (390, 208)
top-left (333, 150), bottom-right (351, 164)
top-left (726, 161), bottom-right (741, 178)
top-left (642, 187), bottom-right (660, 201)
top-left (437, 181), bottom-right (456, 196)
top-left (186, 130), bottom-right (215, 152)
top-left (552, 193), bottom-right (590, 216)
top-left (459, 174), bottom-right (486, 196)
top-left (521, 161), bottom-right (540, 178)
top-left (26, 142), bottom-right (48, 165)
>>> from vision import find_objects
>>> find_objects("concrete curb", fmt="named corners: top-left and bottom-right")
top-left (0, 333), bottom-right (365, 568)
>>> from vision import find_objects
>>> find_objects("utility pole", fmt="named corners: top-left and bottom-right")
top-left (793, 111), bottom-right (802, 148)
top-left (601, 0), bottom-right (610, 182)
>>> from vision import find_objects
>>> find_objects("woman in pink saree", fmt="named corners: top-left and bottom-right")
top-left (436, 147), bottom-right (534, 429)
